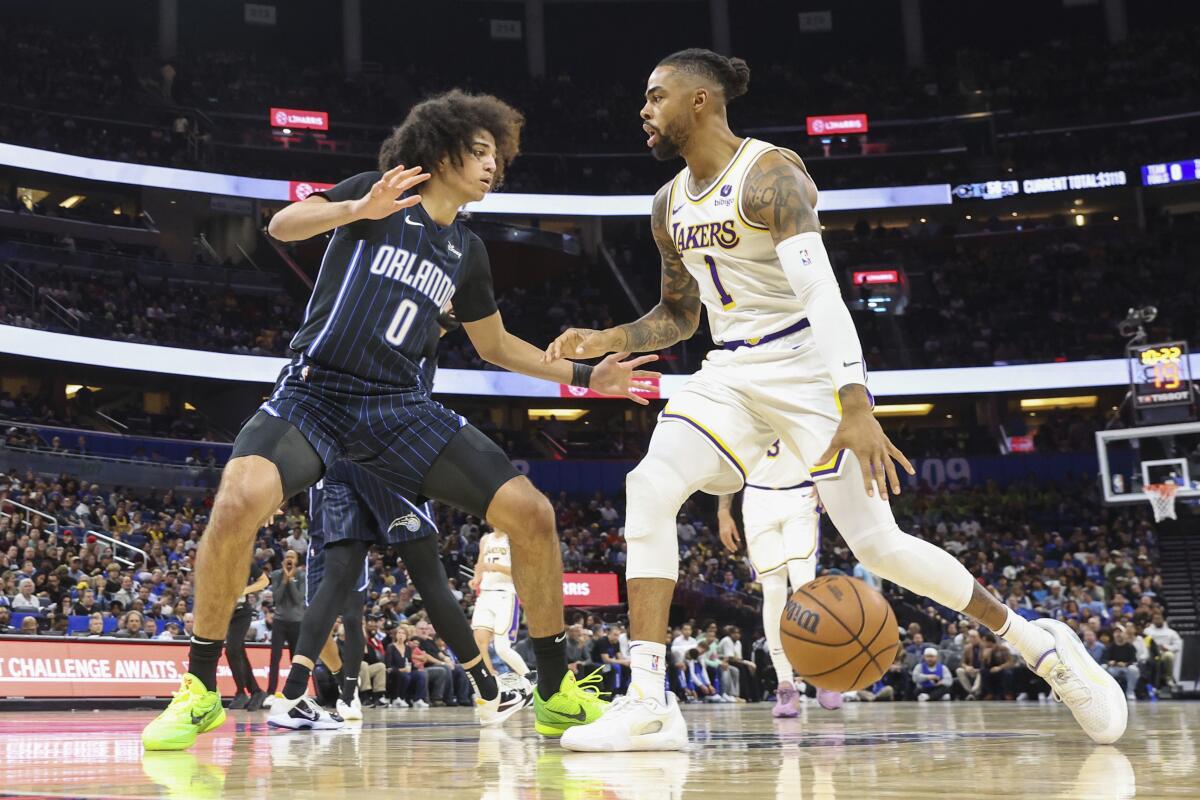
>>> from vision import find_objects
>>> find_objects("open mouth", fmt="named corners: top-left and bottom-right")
top-left (643, 123), bottom-right (660, 149)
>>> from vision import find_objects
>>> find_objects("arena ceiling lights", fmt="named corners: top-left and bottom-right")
top-left (0, 142), bottom-right (952, 215)
top-left (8, 326), bottom-right (1199, 400)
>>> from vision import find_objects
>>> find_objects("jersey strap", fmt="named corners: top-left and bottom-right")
top-left (720, 317), bottom-right (810, 350)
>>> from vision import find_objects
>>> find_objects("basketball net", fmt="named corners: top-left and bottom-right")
top-left (1146, 483), bottom-right (1178, 522)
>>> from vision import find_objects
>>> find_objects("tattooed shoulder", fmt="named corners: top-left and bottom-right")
top-left (741, 150), bottom-right (821, 243)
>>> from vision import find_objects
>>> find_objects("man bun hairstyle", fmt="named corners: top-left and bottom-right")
top-left (658, 48), bottom-right (751, 101)
top-left (378, 89), bottom-right (524, 185)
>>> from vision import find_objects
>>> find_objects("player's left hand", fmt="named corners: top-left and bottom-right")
top-left (587, 352), bottom-right (661, 405)
top-left (816, 409), bottom-right (915, 500)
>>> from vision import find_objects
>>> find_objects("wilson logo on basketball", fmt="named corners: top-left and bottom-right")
top-left (784, 600), bottom-right (821, 634)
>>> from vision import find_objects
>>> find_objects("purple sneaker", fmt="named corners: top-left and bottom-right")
top-left (817, 689), bottom-right (843, 710)
top-left (772, 683), bottom-right (800, 718)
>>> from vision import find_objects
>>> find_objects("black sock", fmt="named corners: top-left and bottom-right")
top-left (531, 630), bottom-right (568, 699)
top-left (188, 636), bottom-right (224, 692)
top-left (282, 663), bottom-right (311, 700)
top-left (331, 668), bottom-right (344, 692)
top-left (342, 675), bottom-right (359, 703)
top-left (466, 662), bottom-right (499, 701)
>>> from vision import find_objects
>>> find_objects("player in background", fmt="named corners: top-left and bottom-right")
top-left (470, 528), bottom-right (532, 683)
top-left (717, 440), bottom-right (842, 715)
top-left (143, 90), bottom-right (651, 751)
top-left (546, 49), bottom-right (1126, 751)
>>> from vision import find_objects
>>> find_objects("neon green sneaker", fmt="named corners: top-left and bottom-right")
top-left (534, 669), bottom-right (609, 738)
top-left (142, 673), bottom-right (226, 751)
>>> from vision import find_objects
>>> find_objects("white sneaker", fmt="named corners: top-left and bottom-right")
top-left (390, 697), bottom-right (410, 709)
top-left (477, 675), bottom-right (534, 727)
top-left (917, 693), bottom-right (930, 702)
top-left (560, 692), bottom-right (688, 752)
top-left (336, 694), bottom-right (363, 721)
top-left (412, 699), bottom-right (430, 709)
top-left (721, 694), bottom-right (736, 704)
top-left (1032, 619), bottom-right (1128, 744)
top-left (267, 695), bottom-right (345, 730)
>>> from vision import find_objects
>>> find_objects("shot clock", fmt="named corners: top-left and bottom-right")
top-left (1129, 340), bottom-right (1196, 424)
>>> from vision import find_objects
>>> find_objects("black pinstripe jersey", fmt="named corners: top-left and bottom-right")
top-left (289, 171), bottom-right (497, 387)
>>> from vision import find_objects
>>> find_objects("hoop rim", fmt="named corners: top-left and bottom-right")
top-left (1146, 482), bottom-right (1180, 497)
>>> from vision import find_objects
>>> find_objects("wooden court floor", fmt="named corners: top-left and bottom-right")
top-left (0, 701), bottom-right (1195, 799)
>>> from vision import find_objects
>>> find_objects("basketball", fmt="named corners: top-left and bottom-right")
top-left (780, 575), bottom-right (900, 692)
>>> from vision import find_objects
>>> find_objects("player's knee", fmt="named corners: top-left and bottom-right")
top-left (847, 523), bottom-right (909, 574)
top-left (213, 457), bottom-right (282, 531)
top-left (625, 457), bottom-right (689, 521)
top-left (496, 484), bottom-right (555, 542)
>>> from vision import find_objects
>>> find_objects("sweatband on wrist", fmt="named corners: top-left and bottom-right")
top-left (571, 362), bottom-right (594, 389)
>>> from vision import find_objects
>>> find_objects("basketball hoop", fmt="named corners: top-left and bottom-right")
top-left (1146, 483), bottom-right (1178, 522)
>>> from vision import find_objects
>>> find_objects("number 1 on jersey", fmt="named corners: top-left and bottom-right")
top-left (385, 299), bottom-right (419, 346)
top-left (704, 255), bottom-right (736, 310)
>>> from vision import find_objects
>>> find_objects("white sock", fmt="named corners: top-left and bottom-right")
top-left (760, 570), bottom-right (794, 687)
top-left (997, 608), bottom-right (1055, 670)
top-left (770, 646), bottom-right (795, 687)
top-left (629, 641), bottom-right (667, 702)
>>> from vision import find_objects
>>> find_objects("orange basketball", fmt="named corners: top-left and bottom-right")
top-left (780, 575), bottom-right (900, 692)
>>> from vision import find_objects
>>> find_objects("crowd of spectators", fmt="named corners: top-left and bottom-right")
top-left (0, 449), bottom-right (1186, 705)
top-left (1, 19), bottom-right (1197, 191)
top-left (6, 215), bottom-right (1198, 374)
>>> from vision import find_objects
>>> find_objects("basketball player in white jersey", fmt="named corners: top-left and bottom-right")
top-left (717, 440), bottom-right (842, 715)
top-left (545, 48), bottom-right (1126, 751)
top-left (470, 529), bottom-right (532, 682)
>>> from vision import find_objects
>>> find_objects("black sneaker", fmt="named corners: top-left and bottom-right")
top-left (229, 694), bottom-right (250, 711)
top-left (267, 695), bottom-right (345, 730)
top-left (245, 690), bottom-right (269, 712)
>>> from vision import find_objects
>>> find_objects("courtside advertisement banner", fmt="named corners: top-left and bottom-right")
top-left (0, 638), bottom-right (288, 698)
top-left (269, 107), bottom-right (330, 131)
top-left (562, 573), bottom-right (619, 606)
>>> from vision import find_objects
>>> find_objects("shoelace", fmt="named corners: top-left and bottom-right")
top-left (1047, 663), bottom-right (1090, 707)
top-left (572, 669), bottom-right (612, 702)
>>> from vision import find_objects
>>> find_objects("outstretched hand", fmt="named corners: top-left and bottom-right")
top-left (815, 411), bottom-right (915, 500)
top-left (586, 352), bottom-right (661, 405)
top-left (352, 165), bottom-right (432, 221)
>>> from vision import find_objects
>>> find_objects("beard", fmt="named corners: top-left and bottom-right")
top-left (650, 119), bottom-right (689, 161)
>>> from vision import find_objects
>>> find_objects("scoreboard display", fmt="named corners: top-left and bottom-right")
top-left (1129, 340), bottom-right (1195, 424)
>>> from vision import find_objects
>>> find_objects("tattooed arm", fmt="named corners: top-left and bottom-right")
top-left (543, 181), bottom-right (702, 360)
top-left (741, 149), bottom-right (822, 243)
top-left (743, 149), bottom-right (914, 500)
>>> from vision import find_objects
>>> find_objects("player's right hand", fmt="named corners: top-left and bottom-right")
top-left (352, 165), bottom-right (432, 221)
top-left (542, 327), bottom-right (623, 362)
top-left (717, 511), bottom-right (741, 553)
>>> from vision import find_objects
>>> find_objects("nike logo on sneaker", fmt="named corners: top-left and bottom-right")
top-left (550, 706), bottom-right (588, 722)
top-left (842, 360), bottom-right (862, 367)
top-left (190, 710), bottom-right (208, 726)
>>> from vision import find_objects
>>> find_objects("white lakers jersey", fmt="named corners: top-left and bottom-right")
top-left (479, 531), bottom-right (514, 591)
top-left (746, 439), bottom-right (813, 490)
top-left (666, 138), bottom-right (808, 346)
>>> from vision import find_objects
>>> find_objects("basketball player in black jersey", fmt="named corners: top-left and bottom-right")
top-left (143, 90), bottom-right (652, 751)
